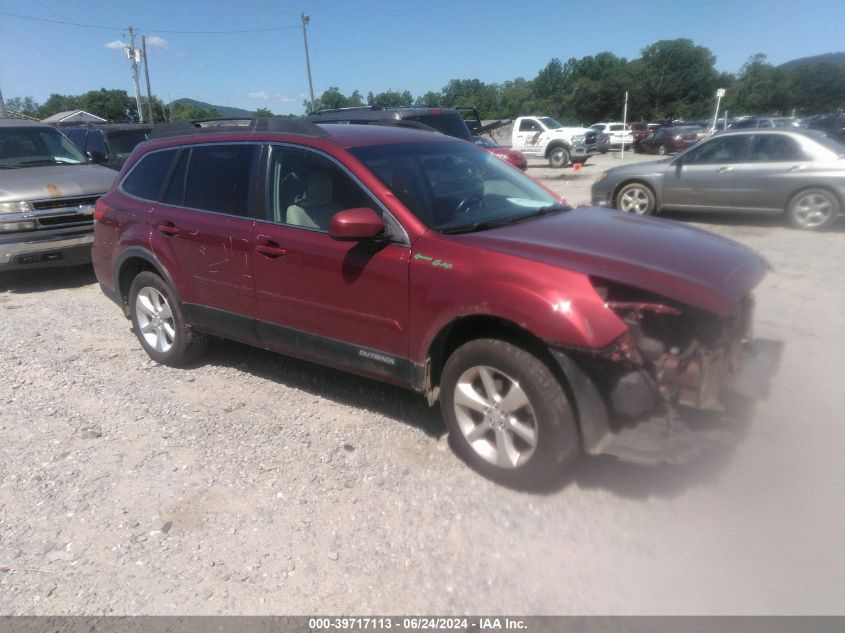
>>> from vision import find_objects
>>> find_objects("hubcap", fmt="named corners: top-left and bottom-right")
top-left (550, 149), bottom-right (568, 167)
top-left (619, 188), bottom-right (650, 214)
top-left (135, 286), bottom-right (176, 353)
top-left (453, 365), bottom-right (538, 469)
top-left (793, 192), bottom-right (833, 228)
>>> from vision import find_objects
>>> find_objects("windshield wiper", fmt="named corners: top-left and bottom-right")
top-left (439, 204), bottom-right (571, 235)
top-left (439, 219), bottom-right (511, 234)
top-left (18, 159), bottom-right (80, 166)
top-left (505, 203), bottom-right (571, 225)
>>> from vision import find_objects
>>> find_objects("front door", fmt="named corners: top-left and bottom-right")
top-left (251, 145), bottom-right (412, 382)
top-left (662, 134), bottom-right (750, 211)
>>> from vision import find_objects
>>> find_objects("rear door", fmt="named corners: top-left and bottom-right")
top-left (149, 143), bottom-right (261, 319)
top-left (662, 135), bottom-right (750, 210)
top-left (251, 144), bottom-right (412, 382)
top-left (729, 133), bottom-right (813, 212)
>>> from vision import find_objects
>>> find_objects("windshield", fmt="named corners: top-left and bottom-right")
top-left (350, 140), bottom-right (562, 232)
top-left (0, 127), bottom-right (86, 168)
top-left (107, 129), bottom-right (150, 156)
top-left (538, 117), bottom-right (565, 129)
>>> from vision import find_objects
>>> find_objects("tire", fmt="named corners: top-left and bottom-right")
top-left (440, 339), bottom-right (579, 488)
top-left (616, 182), bottom-right (657, 215)
top-left (657, 144), bottom-right (668, 156)
top-left (128, 271), bottom-right (207, 366)
top-left (786, 188), bottom-right (840, 230)
top-left (547, 146), bottom-right (571, 168)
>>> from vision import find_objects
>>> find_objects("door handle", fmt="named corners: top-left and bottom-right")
top-left (718, 166), bottom-right (733, 173)
top-left (255, 241), bottom-right (287, 258)
top-left (156, 221), bottom-right (180, 236)
top-left (789, 165), bottom-right (807, 172)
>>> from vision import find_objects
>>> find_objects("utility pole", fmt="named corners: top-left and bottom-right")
top-left (300, 13), bottom-right (315, 112)
top-left (142, 35), bottom-right (155, 122)
top-left (124, 27), bottom-right (144, 123)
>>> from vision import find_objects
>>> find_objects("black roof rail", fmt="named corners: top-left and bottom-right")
top-left (149, 117), bottom-right (328, 139)
top-left (309, 105), bottom-right (388, 115)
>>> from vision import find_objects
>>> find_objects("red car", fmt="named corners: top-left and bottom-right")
top-left (637, 126), bottom-right (702, 155)
top-left (93, 118), bottom-right (778, 488)
top-left (472, 134), bottom-right (528, 170)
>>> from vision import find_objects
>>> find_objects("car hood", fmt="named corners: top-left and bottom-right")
top-left (0, 164), bottom-right (117, 203)
top-left (605, 158), bottom-right (671, 177)
top-left (458, 207), bottom-right (768, 316)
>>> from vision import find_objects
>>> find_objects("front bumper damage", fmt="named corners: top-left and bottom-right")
top-left (551, 294), bottom-right (783, 465)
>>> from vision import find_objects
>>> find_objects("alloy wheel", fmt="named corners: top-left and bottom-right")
top-left (135, 286), bottom-right (176, 353)
top-left (452, 365), bottom-right (538, 468)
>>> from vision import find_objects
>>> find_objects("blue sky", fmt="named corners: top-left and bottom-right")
top-left (1, 0), bottom-right (843, 115)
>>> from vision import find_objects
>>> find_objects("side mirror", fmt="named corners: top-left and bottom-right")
top-left (329, 207), bottom-right (384, 241)
top-left (86, 150), bottom-right (107, 164)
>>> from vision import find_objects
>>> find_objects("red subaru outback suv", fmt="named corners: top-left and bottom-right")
top-left (93, 118), bottom-right (778, 488)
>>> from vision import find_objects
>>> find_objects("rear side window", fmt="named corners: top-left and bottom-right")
top-left (122, 149), bottom-right (178, 200)
top-left (749, 135), bottom-right (808, 162)
top-left (184, 144), bottom-right (260, 216)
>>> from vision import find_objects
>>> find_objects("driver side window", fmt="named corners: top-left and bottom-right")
top-left (267, 146), bottom-right (404, 240)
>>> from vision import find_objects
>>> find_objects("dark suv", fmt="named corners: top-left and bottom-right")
top-left (63, 124), bottom-right (153, 170)
top-left (306, 105), bottom-right (473, 140)
top-left (92, 118), bottom-right (778, 487)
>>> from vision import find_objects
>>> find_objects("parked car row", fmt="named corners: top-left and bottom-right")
top-left (85, 116), bottom-right (779, 488)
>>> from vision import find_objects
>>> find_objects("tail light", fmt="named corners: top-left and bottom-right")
top-left (93, 197), bottom-right (108, 222)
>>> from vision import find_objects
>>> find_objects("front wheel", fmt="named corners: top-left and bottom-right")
top-left (547, 146), bottom-right (571, 168)
top-left (440, 339), bottom-right (579, 489)
top-left (657, 144), bottom-right (668, 156)
top-left (128, 271), bottom-right (207, 366)
top-left (616, 182), bottom-right (657, 215)
top-left (786, 188), bottom-right (840, 230)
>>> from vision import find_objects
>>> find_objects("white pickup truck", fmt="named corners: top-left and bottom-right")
top-left (511, 116), bottom-right (599, 168)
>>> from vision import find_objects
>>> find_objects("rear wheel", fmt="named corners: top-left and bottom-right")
top-left (128, 271), bottom-right (207, 366)
top-left (440, 339), bottom-right (579, 488)
top-left (657, 144), bottom-right (668, 156)
top-left (616, 182), bottom-right (657, 215)
top-left (786, 188), bottom-right (840, 230)
top-left (548, 146), bottom-right (571, 168)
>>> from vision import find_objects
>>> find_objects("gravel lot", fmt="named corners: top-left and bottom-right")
top-left (1, 151), bottom-right (843, 615)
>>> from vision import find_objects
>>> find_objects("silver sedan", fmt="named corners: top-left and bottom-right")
top-left (590, 129), bottom-right (845, 230)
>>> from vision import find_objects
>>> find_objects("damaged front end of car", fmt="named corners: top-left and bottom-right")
top-left (554, 279), bottom-right (782, 464)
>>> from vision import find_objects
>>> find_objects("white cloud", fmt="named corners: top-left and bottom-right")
top-left (105, 40), bottom-right (127, 50)
top-left (145, 35), bottom-right (168, 49)
top-left (247, 91), bottom-right (270, 100)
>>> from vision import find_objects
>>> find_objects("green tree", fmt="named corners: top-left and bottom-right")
top-left (564, 52), bottom-right (630, 123)
top-left (496, 79), bottom-right (533, 118)
top-left (367, 90), bottom-right (414, 107)
top-left (414, 91), bottom-right (443, 107)
top-left (5, 96), bottom-right (40, 117)
top-left (254, 107), bottom-right (274, 117)
top-left (38, 93), bottom-right (82, 119)
top-left (782, 60), bottom-right (845, 113)
top-left (531, 58), bottom-right (573, 118)
top-left (306, 87), bottom-right (364, 113)
top-left (630, 39), bottom-right (719, 120)
top-left (725, 54), bottom-right (787, 115)
top-left (440, 79), bottom-right (498, 115)
top-left (78, 88), bottom-right (136, 122)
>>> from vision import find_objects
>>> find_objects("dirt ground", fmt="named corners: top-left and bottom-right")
top-left (1, 151), bottom-right (843, 615)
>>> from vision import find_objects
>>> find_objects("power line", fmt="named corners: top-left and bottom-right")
top-left (0, 9), bottom-right (299, 34)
